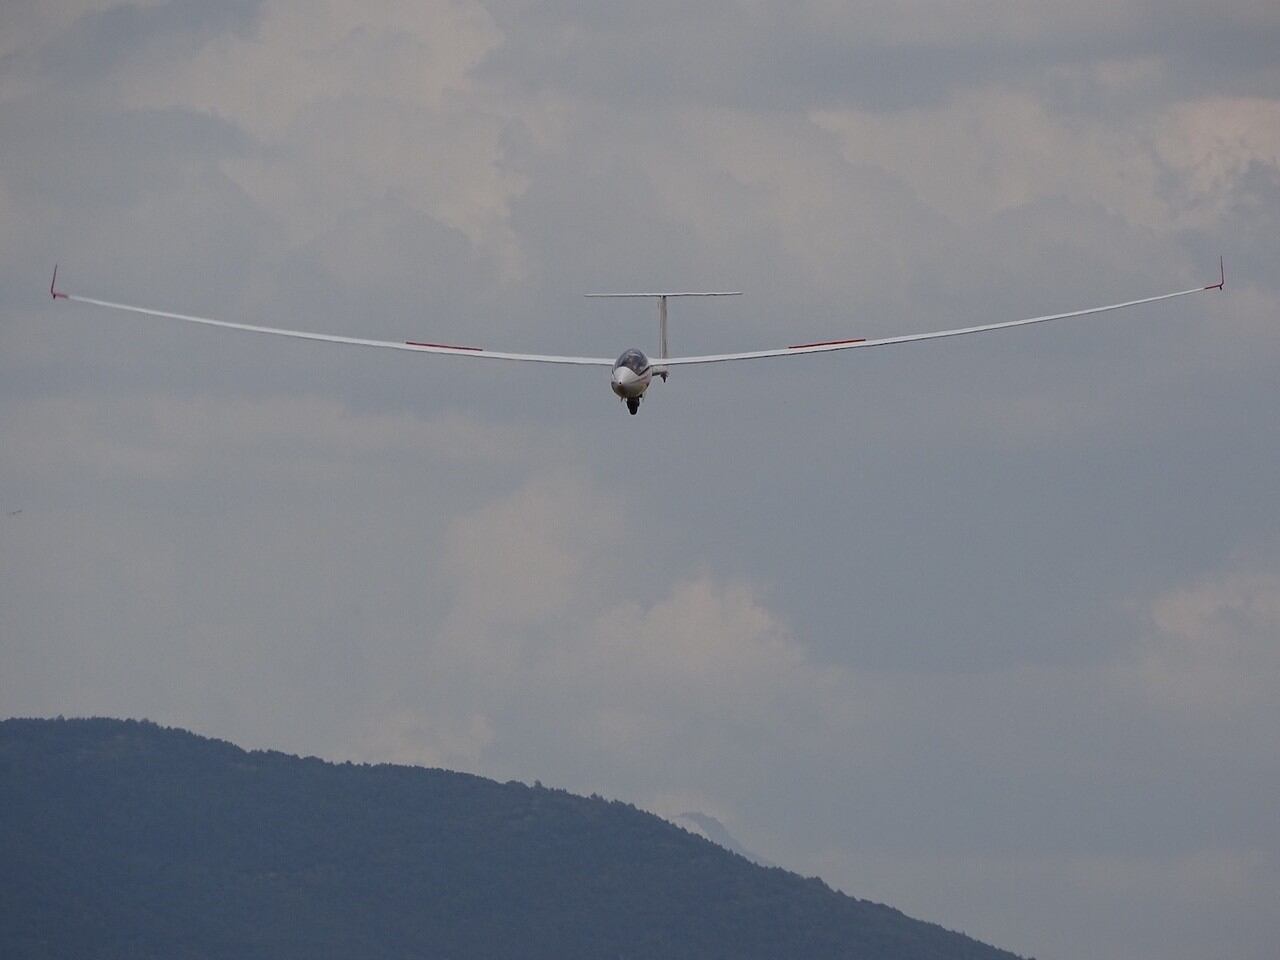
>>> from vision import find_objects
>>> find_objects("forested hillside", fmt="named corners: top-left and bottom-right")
top-left (0, 718), bottom-right (1026, 959)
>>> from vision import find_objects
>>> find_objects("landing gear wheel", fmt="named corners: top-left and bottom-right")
top-left (626, 398), bottom-right (640, 416)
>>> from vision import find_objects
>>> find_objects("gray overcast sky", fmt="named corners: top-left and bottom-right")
top-left (2, 3), bottom-right (1278, 958)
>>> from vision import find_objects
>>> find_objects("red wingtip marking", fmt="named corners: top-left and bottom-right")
top-left (405, 340), bottom-right (483, 351)
top-left (787, 337), bottom-right (866, 350)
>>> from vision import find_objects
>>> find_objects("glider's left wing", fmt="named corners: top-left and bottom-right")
top-left (50, 268), bottom-right (614, 366)
top-left (660, 261), bottom-right (1225, 366)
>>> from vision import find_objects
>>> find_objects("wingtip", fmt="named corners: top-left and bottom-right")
top-left (50, 263), bottom-right (68, 300)
top-left (1207, 255), bottom-right (1225, 291)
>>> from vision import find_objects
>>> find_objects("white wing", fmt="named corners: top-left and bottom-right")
top-left (661, 264), bottom-right (1225, 366)
top-left (50, 276), bottom-right (614, 367)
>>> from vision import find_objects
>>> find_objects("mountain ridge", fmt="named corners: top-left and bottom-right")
top-left (0, 716), bottom-right (1028, 960)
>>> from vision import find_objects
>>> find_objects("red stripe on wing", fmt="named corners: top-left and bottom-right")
top-left (787, 337), bottom-right (866, 350)
top-left (405, 340), bottom-right (483, 351)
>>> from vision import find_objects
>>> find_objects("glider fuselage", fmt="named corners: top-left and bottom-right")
top-left (611, 348), bottom-right (652, 414)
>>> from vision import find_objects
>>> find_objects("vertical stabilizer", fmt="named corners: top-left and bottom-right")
top-left (584, 291), bottom-right (741, 382)
top-left (659, 296), bottom-right (669, 369)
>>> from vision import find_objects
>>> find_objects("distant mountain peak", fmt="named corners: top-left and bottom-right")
top-left (670, 810), bottom-right (775, 867)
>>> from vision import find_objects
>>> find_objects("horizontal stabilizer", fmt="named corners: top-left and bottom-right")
top-left (585, 291), bottom-right (741, 298)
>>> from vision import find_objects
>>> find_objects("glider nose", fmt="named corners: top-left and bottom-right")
top-left (611, 367), bottom-right (636, 397)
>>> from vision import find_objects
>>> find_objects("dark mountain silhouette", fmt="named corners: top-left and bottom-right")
top-left (0, 717), bottom-right (1028, 959)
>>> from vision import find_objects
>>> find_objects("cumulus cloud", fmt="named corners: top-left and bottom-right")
top-left (813, 92), bottom-right (1280, 234)
top-left (1137, 564), bottom-right (1280, 716)
top-left (119, 1), bottom-right (526, 274)
top-left (335, 461), bottom-right (863, 785)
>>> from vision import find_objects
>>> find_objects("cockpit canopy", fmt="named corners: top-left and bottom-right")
top-left (613, 348), bottom-right (650, 374)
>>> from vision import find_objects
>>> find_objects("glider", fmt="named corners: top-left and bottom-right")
top-left (50, 261), bottom-right (1224, 415)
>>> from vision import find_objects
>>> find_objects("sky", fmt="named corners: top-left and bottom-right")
top-left (1, 2), bottom-right (1278, 958)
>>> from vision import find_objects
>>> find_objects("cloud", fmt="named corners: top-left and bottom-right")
top-left (1136, 563), bottom-right (1280, 717)
top-left (437, 466), bottom-right (624, 634)
top-left (547, 577), bottom-right (849, 759)
top-left (479, 1), bottom-right (1280, 111)
top-left (98, 1), bottom-right (528, 275)
top-left (1, 392), bottom-right (528, 479)
top-left (812, 92), bottom-right (1280, 235)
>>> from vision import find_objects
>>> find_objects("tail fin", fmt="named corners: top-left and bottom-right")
top-left (584, 292), bottom-right (741, 375)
